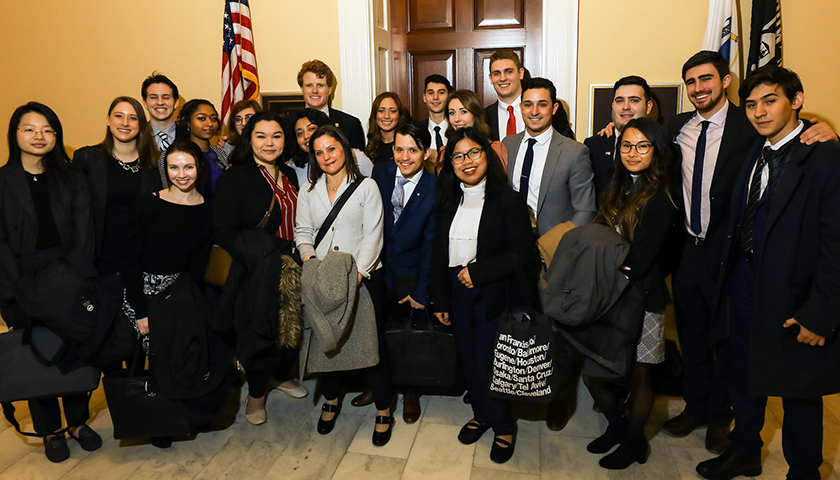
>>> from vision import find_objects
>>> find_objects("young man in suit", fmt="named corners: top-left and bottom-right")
top-left (414, 74), bottom-right (452, 151)
top-left (585, 76), bottom-right (653, 200)
top-left (485, 50), bottom-right (526, 142)
top-left (664, 51), bottom-right (836, 456)
top-left (502, 77), bottom-right (596, 431)
top-left (294, 59), bottom-right (366, 151)
top-left (695, 65), bottom-right (840, 480)
top-left (141, 72), bottom-right (186, 151)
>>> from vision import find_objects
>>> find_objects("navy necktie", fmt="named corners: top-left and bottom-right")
top-left (690, 121), bottom-right (711, 236)
top-left (519, 138), bottom-right (537, 201)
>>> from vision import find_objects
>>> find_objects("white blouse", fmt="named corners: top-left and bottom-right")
top-left (448, 180), bottom-right (486, 267)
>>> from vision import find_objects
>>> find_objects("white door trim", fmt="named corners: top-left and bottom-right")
top-left (543, 0), bottom-right (580, 131)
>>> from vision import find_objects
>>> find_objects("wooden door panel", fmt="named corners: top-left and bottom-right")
top-left (409, 51), bottom-right (456, 120)
top-left (408, 0), bottom-right (455, 32)
top-left (474, 0), bottom-right (524, 29)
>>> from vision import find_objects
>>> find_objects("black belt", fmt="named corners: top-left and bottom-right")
top-left (687, 235), bottom-right (705, 246)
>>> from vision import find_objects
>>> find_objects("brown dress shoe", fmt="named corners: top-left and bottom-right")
top-left (705, 423), bottom-right (731, 455)
top-left (661, 412), bottom-right (705, 438)
top-left (546, 399), bottom-right (569, 431)
top-left (402, 394), bottom-right (421, 424)
top-left (351, 390), bottom-right (375, 407)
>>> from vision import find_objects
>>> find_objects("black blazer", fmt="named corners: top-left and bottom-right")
top-left (713, 133), bottom-right (840, 397)
top-left (72, 146), bottom-right (162, 258)
top-left (668, 104), bottom-right (760, 278)
top-left (485, 100), bottom-right (575, 142)
top-left (0, 162), bottom-right (94, 306)
top-left (583, 133), bottom-right (616, 202)
top-left (431, 186), bottom-right (536, 320)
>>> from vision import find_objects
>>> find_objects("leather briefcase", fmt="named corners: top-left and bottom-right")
top-left (385, 309), bottom-right (457, 387)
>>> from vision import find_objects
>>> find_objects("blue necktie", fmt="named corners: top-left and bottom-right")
top-left (392, 176), bottom-right (410, 223)
top-left (519, 138), bottom-right (537, 201)
top-left (690, 121), bottom-right (711, 236)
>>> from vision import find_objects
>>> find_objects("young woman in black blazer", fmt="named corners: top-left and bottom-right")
top-left (585, 117), bottom-right (677, 469)
top-left (0, 102), bottom-right (101, 462)
top-left (213, 111), bottom-right (305, 427)
top-left (431, 127), bottom-right (536, 464)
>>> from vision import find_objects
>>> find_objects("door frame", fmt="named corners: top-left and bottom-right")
top-left (336, 0), bottom-right (580, 130)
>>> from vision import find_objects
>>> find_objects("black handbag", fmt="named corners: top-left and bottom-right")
top-left (489, 261), bottom-right (562, 402)
top-left (102, 346), bottom-right (193, 440)
top-left (385, 309), bottom-right (458, 387)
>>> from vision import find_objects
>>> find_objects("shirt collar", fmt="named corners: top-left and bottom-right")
top-left (397, 168), bottom-right (423, 185)
top-left (691, 99), bottom-right (730, 127)
top-left (430, 118), bottom-right (448, 129)
top-left (524, 126), bottom-right (553, 146)
top-left (765, 120), bottom-right (805, 150)
top-left (152, 122), bottom-right (177, 137)
top-left (498, 96), bottom-right (521, 111)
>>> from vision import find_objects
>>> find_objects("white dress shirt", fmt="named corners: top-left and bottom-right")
top-left (395, 169), bottom-right (423, 207)
top-left (677, 100), bottom-right (730, 237)
top-left (497, 97), bottom-right (525, 140)
top-left (511, 127), bottom-right (553, 213)
top-left (749, 120), bottom-right (804, 199)
top-left (448, 180), bottom-right (485, 267)
top-left (428, 119), bottom-right (448, 149)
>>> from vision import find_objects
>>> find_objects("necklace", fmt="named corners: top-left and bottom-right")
top-left (113, 154), bottom-right (140, 173)
top-left (327, 183), bottom-right (338, 192)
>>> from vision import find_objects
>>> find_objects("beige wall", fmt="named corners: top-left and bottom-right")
top-left (576, 0), bottom-right (840, 137)
top-left (0, 0), bottom-right (341, 162)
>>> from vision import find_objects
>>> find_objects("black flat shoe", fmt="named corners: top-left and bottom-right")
top-left (69, 425), bottom-right (102, 452)
top-left (696, 448), bottom-right (762, 480)
top-left (44, 435), bottom-right (70, 463)
top-left (489, 435), bottom-right (516, 464)
top-left (599, 436), bottom-right (649, 470)
top-left (317, 402), bottom-right (340, 435)
top-left (372, 415), bottom-right (394, 446)
top-left (457, 420), bottom-right (490, 445)
top-left (151, 436), bottom-right (172, 449)
top-left (587, 418), bottom-right (627, 454)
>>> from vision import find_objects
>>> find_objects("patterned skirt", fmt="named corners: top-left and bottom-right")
top-left (121, 272), bottom-right (180, 354)
top-left (635, 310), bottom-right (665, 364)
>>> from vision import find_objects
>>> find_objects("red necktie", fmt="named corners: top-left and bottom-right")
top-left (506, 105), bottom-right (516, 137)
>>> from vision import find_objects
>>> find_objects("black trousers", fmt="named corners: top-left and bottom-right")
top-left (727, 253), bottom-right (823, 480)
top-left (245, 348), bottom-right (298, 398)
top-left (322, 269), bottom-right (392, 411)
top-left (448, 268), bottom-right (512, 436)
top-left (672, 241), bottom-right (730, 424)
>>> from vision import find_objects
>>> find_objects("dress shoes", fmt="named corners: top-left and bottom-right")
top-left (351, 390), bottom-right (374, 407)
top-left (458, 420), bottom-right (491, 445)
top-left (44, 435), bottom-right (70, 463)
top-left (490, 434), bottom-right (516, 464)
top-left (317, 402), bottom-right (340, 435)
top-left (402, 394), bottom-right (421, 424)
top-left (545, 399), bottom-right (569, 431)
top-left (696, 448), bottom-right (762, 480)
top-left (599, 436), bottom-right (649, 470)
top-left (661, 412), bottom-right (705, 437)
top-left (705, 423), bottom-right (731, 455)
top-left (69, 425), bottom-right (102, 451)
top-left (372, 415), bottom-right (394, 446)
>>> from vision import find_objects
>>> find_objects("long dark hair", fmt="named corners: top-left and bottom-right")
top-left (592, 117), bottom-right (674, 240)
top-left (307, 125), bottom-right (362, 191)
top-left (291, 108), bottom-right (331, 168)
top-left (437, 126), bottom-right (508, 213)
top-left (230, 110), bottom-right (287, 166)
top-left (365, 92), bottom-right (404, 159)
top-left (163, 138), bottom-right (206, 195)
top-left (96, 96), bottom-right (158, 170)
top-left (7, 102), bottom-right (74, 184)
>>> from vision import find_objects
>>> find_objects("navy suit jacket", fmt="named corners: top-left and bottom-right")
top-left (583, 133), bottom-right (616, 202)
top-left (371, 162), bottom-right (437, 305)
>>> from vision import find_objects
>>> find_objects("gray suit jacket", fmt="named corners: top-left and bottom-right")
top-left (504, 128), bottom-right (596, 235)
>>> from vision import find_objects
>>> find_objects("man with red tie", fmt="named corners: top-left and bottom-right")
top-left (484, 49), bottom-right (526, 142)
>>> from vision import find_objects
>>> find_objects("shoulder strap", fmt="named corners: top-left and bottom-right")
top-left (314, 177), bottom-right (364, 249)
top-left (255, 164), bottom-right (280, 229)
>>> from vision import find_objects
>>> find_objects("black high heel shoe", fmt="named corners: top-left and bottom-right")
top-left (317, 402), bottom-right (340, 435)
top-left (372, 415), bottom-right (394, 446)
top-left (598, 436), bottom-right (649, 470)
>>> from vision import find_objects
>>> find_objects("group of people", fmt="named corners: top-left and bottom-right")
top-left (2, 48), bottom-right (839, 480)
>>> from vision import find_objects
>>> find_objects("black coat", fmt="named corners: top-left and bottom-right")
top-left (72, 146), bottom-right (162, 258)
top-left (430, 186), bottom-right (537, 320)
top-left (0, 162), bottom-right (94, 310)
top-left (714, 136), bottom-right (840, 398)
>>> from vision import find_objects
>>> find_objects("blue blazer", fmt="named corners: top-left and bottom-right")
top-left (371, 162), bottom-right (437, 306)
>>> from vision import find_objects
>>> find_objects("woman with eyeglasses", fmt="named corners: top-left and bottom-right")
top-left (0, 102), bottom-right (101, 462)
top-left (441, 90), bottom-right (508, 172)
top-left (431, 126), bottom-right (536, 464)
top-left (584, 117), bottom-right (676, 469)
top-left (217, 99), bottom-right (261, 157)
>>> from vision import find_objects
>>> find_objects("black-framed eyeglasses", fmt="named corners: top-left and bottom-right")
top-left (233, 114), bottom-right (254, 125)
top-left (619, 142), bottom-right (652, 155)
top-left (452, 147), bottom-right (484, 165)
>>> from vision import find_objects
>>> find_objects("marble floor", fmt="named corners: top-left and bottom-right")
top-left (3, 321), bottom-right (840, 479)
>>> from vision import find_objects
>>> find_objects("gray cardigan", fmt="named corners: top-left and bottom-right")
top-left (294, 176), bottom-right (384, 278)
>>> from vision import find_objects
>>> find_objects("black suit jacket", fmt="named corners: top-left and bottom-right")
top-left (583, 133), bottom-right (616, 202)
top-left (72, 146), bottom-right (162, 258)
top-left (668, 104), bottom-right (760, 278)
top-left (485, 100), bottom-right (575, 142)
top-left (430, 186), bottom-right (536, 320)
top-left (714, 133), bottom-right (840, 397)
top-left (0, 163), bottom-right (94, 306)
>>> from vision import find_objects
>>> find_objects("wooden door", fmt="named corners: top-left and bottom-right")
top-left (391, 0), bottom-right (543, 120)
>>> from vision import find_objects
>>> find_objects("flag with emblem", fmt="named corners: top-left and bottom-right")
top-left (702, 0), bottom-right (741, 83)
top-left (747, 0), bottom-right (782, 72)
top-left (222, 0), bottom-right (260, 125)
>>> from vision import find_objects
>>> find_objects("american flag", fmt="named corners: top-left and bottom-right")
top-left (222, 0), bottom-right (260, 125)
